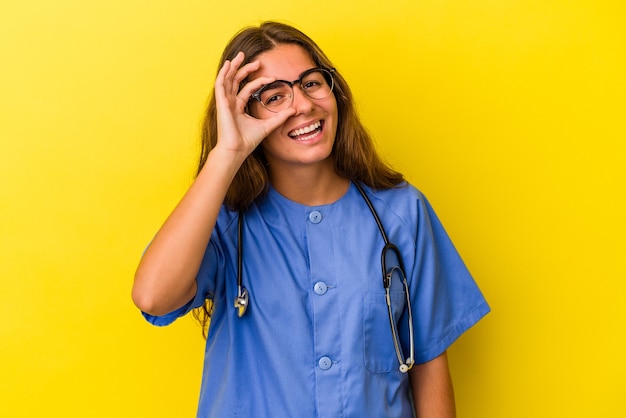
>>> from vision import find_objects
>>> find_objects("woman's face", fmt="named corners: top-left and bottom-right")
top-left (248, 44), bottom-right (339, 172)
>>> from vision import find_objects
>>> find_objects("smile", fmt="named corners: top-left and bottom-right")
top-left (288, 121), bottom-right (322, 141)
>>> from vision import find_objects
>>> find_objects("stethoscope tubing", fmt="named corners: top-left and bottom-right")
top-left (234, 181), bottom-right (414, 372)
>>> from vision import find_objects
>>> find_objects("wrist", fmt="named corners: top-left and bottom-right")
top-left (200, 146), bottom-right (248, 180)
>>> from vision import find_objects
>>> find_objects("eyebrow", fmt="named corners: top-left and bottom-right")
top-left (271, 68), bottom-right (319, 84)
top-left (261, 81), bottom-right (287, 91)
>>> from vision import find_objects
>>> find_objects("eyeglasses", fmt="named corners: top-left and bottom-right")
top-left (249, 67), bottom-right (335, 113)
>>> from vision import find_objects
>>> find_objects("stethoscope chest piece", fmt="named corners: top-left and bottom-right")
top-left (234, 287), bottom-right (249, 318)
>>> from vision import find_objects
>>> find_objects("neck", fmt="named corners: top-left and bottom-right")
top-left (268, 160), bottom-right (350, 206)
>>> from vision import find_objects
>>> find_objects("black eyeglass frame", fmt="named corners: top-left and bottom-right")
top-left (248, 67), bottom-right (336, 113)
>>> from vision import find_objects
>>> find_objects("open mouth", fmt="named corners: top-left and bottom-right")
top-left (288, 121), bottom-right (323, 141)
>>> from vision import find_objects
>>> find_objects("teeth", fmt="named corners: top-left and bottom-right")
top-left (293, 131), bottom-right (319, 141)
top-left (289, 121), bottom-right (321, 138)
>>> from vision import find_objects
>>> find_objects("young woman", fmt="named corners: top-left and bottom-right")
top-left (132, 21), bottom-right (489, 418)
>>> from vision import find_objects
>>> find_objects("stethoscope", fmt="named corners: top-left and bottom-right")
top-left (233, 182), bottom-right (415, 373)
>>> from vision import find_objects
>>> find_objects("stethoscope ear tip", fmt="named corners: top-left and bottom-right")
top-left (399, 359), bottom-right (414, 374)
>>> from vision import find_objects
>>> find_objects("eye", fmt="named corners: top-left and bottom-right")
top-left (259, 82), bottom-right (291, 108)
top-left (264, 93), bottom-right (287, 105)
top-left (303, 80), bottom-right (322, 90)
top-left (301, 71), bottom-right (327, 92)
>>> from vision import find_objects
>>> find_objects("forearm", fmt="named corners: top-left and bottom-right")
top-left (132, 52), bottom-right (296, 317)
top-left (409, 351), bottom-right (456, 418)
top-left (132, 147), bottom-right (246, 316)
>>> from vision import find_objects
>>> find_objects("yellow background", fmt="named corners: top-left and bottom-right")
top-left (1, 0), bottom-right (624, 416)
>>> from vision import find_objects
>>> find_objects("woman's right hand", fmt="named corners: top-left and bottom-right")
top-left (213, 51), bottom-right (295, 159)
top-left (133, 52), bottom-right (295, 317)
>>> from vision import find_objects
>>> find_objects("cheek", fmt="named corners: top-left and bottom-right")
top-left (322, 97), bottom-right (339, 129)
top-left (327, 106), bottom-right (339, 136)
top-left (260, 130), bottom-right (283, 154)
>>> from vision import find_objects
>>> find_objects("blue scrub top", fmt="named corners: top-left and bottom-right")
top-left (143, 182), bottom-right (490, 418)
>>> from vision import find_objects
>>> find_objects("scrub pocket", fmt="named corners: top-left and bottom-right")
top-left (363, 291), bottom-right (407, 373)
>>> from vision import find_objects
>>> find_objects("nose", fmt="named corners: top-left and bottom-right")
top-left (291, 85), bottom-right (315, 114)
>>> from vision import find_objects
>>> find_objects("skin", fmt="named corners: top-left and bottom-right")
top-left (410, 352), bottom-right (456, 417)
top-left (250, 43), bottom-right (348, 205)
top-left (132, 43), bottom-right (455, 417)
top-left (132, 50), bottom-right (296, 315)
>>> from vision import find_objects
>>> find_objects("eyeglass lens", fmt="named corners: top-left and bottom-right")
top-left (253, 68), bottom-right (334, 113)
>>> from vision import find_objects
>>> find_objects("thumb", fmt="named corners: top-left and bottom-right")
top-left (260, 107), bottom-right (297, 135)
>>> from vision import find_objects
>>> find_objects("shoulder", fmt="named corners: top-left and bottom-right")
top-left (365, 182), bottom-right (429, 216)
top-left (351, 182), bottom-right (431, 237)
top-left (370, 181), bottom-right (425, 200)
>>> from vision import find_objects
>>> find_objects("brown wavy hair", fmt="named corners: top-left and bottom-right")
top-left (193, 21), bottom-right (404, 337)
